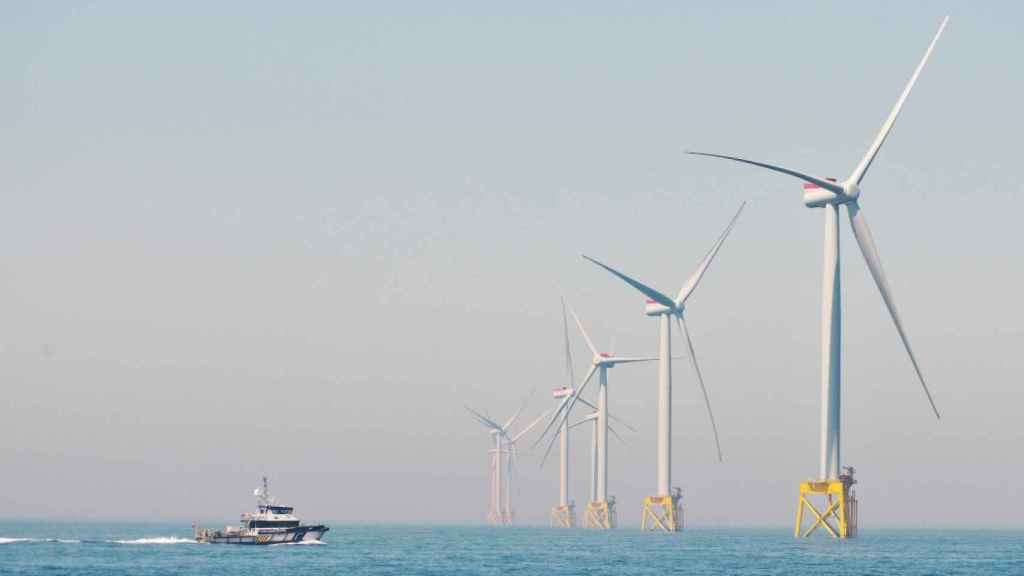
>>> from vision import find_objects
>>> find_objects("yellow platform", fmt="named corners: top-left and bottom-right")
top-left (584, 499), bottom-right (616, 529)
top-left (641, 489), bottom-right (683, 532)
top-left (550, 504), bottom-right (575, 528)
top-left (794, 474), bottom-right (858, 538)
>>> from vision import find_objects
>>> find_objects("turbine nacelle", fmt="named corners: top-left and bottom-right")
top-left (595, 352), bottom-right (618, 368)
top-left (802, 178), bottom-right (846, 207)
top-left (644, 299), bottom-right (678, 316)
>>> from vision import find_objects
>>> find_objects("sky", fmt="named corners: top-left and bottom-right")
top-left (1, 1), bottom-right (1022, 528)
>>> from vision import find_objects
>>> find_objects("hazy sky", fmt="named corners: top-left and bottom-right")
top-left (2, 1), bottom-right (1022, 528)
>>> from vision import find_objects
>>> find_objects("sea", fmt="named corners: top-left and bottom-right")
top-left (0, 522), bottom-right (1021, 575)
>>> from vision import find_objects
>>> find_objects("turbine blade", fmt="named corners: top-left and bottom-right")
top-left (608, 412), bottom-right (637, 433)
top-left (539, 425), bottom-right (559, 467)
top-left (687, 152), bottom-right (845, 194)
top-left (849, 16), bottom-right (949, 185)
top-left (535, 365), bottom-right (599, 445)
top-left (466, 406), bottom-right (503, 431)
top-left (607, 356), bottom-right (659, 364)
top-left (847, 202), bottom-right (941, 419)
top-left (608, 422), bottom-right (627, 445)
top-left (532, 393), bottom-right (573, 448)
top-left (676, 202), bottom-right (746, 306)
top-left (502, 401), bottom-right (526, 432)
top-left (510, 406), bottom-right (554, 444)
top-left (538, 364), bottom-right (599, 463)
top-left (569, 414), bottom-right (598, 430)
top-left (582, 255), bottom-right (675, 309)
top-left (576, 396), bottom-right (637, 433)
top-left (567, 303), bottom-right (600, 357)
top-left (676, 316), bottom-right (724, 462)
top-left (561, 296), bottom-right (576, 390)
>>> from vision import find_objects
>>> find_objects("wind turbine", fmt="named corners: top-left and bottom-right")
top-left (561, 303), bottom-right (656, 528)
top-left (467, 405), bottom-right (548, 525)
top-left (579, 202), bottom-right (744, 531)
top-left (543, 297), bottom-right (646, 528)
top-left (688, 17), bottom-right (947, 539)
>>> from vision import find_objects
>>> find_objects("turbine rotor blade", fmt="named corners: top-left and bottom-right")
top-left (539, 364), bottom-right (599, 462)
top-left (502, 401), bottom-right (526, 432)
top-left (569, 413), bottom-right (599, 430)
top-left (466, 406), bottom-right (503, 431)
top-left (532, 393), bottom-right (573, 448)
top-left (608, 422), bottom-right (627, 445)
top-left (847, 201), bottom-right (941, 419)
top-left (687, 152), bottom-right (845, 195)
top-left (606, 356), bottom-right (659, 364)
top-left (581, 255), bottom-right (676, 309)
top-left (849, 16), bottom-right (949, 185)
top-left (535, 365), bottom-right (599, 445)
top-left (576, 396), bottom-right (637, 432)
top-left (676, 316), bottom-right (724, 462)
top-left (676, 202), bottom-right (746, 306)
top-left (608, 411), bottom-right (637, 433)
top-left (561, 296), bottom-right (577, 390)
top-left (510, 406), bottom-right (554, 444)
top-left (567, 303), bottom-right (599, 357)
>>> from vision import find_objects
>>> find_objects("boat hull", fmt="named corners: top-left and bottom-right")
top-left (196, 525), bottom-right (328, 545)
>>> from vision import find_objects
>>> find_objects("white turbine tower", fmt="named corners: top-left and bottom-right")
top-left (689, 17), bottom-right (947, 539)
top-left (467, 405), bottom-right (548, 525)
top-left (546, 298), bottom-right (579, 528)
top-left (569, 410), bottom-right (630, 528)
top-left (580, 202), bottom-right (743, 531)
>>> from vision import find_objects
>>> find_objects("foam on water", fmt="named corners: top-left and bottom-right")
top-left (271, 539), bottom-right (326, 546)
top-left (111, 537), bottom-right (195, 545)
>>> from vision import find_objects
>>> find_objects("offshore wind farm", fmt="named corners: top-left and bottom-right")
top-left (3, 3), bottom-right (1024, 575)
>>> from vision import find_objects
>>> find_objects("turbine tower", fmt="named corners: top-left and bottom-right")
top-left (548, 386), bottom-right (576, 527)
top-left (580, 202), bottom-right (743, 531)
top-left (547, 297), bottom-right (578, 527)
top-left (467, 405), bottom-right (548, 525)
top-left (689, 17), bottom-right (947, 539)
top-left (569, 410), bottom-right (629, 528)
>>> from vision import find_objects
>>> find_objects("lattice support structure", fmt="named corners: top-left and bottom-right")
top-left (584, 498), bottom-right (616, 529)
top-left (794, 468), bottom-right (858, 538)
top-left (640, 488), bottom-right (683, 532)
top-left (550, 504), bottom-right (575, 528)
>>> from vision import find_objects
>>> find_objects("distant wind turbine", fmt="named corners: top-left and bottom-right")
top-left (581, 202), bottom-right (744, 531)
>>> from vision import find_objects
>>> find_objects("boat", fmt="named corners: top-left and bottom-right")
top-left (194, 476), bottom-right (329, 545)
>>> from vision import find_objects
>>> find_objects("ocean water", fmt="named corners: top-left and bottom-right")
top-left (0, 522), bottom-right (1021, 575)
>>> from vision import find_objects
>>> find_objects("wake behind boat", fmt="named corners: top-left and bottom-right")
top-left (194, 477), bottom-right (328, 545)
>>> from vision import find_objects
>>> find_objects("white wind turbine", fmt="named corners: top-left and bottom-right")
top-left (544, 386), bottom-right (635, 528)
top-left (467, 405), bottom-right (549, 525)
top-left (551, 303), bottom-right (656, 528)
top-left (579, 202), bottom-right (744, 531)
top-left (688, 17), bottom-right (947, 537)
top-left (540, 298), bottom-right (646, 528)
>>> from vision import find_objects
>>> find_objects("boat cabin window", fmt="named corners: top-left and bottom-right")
top-left (249, 520), bottom-right (300, 529)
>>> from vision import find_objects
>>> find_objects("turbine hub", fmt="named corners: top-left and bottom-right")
top-left (843, 180), bottom-right (861, 200)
